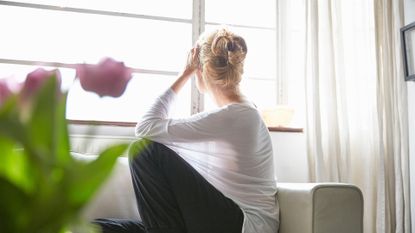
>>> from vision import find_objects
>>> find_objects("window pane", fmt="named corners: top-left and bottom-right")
top-left (66, 74), bottom-right (191, 122)
top-left (240, 79), bottom-right (277, 109)
top-left (205, 0), bottom-right (276, 28)
top-left (0, 5), bottom-right (192, 72)
top-left (205, 25), bottom-right (276, 79)
top-left (0, 64), bottom-right (190, 122)
top-left (5, 0), bottom-right (192, 19)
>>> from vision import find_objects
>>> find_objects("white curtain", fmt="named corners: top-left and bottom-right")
top-left (373, 0), bottom-right (411, 232)
top-left (277, 0), bottom-right (411, 232)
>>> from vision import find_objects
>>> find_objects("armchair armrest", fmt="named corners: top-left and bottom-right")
top-left (277, 183), bottom-right (363, 233)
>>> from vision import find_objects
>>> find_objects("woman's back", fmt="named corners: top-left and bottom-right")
top-left (135, 90), bottom-right (278, 232)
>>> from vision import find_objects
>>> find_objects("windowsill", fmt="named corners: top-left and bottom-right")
top-left (268, 126), bottom-right (303, 133)
top-left (69, 120), bottom-right (304, 134)
top-left (68, 119), bottom-right (137, 127)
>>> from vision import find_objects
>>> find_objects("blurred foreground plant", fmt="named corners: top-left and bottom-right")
top-left (0, 58), bottom-right (132, 233)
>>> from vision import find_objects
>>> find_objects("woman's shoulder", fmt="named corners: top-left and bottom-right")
top-left (224, 100), bottom-right (260, 116)
top-left (192, 99), bottom-right (261, 123)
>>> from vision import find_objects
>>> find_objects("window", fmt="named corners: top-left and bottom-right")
top-left (0, 1), bottom-right (282, 126)
top-left (204, 0), bottom-right (277, 111)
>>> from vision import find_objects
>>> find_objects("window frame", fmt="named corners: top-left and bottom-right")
top-left (1, 0), bottom-right (298, 132)
top-left (0, 0), bottom-right (194, 124)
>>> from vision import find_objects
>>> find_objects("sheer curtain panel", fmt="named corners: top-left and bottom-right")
top-left (276, 0), bottom-right (411, 232)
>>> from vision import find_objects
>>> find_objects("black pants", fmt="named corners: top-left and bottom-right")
top-left (94, 139), bottom-right (244, 233)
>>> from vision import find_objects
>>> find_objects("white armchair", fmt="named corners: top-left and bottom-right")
top-left (81, 156), bottom-right (364, 233)
top-left (277, 183), bottom-right (363, 233)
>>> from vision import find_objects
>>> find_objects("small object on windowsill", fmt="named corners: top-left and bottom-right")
top-left (261, 105), bottom-right (294, 126)
top-left (261, 106), bottom-right (302, 132)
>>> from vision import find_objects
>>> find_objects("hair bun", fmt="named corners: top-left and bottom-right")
top-left (227, 36), bottom-right (247, 66)
top-left (196, 27), bottom-right (247, 90)
top-left (211, 31), bottom-right (247, 67)
top-left (213, 56), bottom-right (228, 67)
top-left (232, 36), bottom-right (247, 54)
top-left (211, 34), bottom-right (229, 56)
top-left (227, 41), bottom-right (235, 52)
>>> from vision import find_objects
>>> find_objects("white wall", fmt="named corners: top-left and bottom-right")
top-left (270, 132), bottom-right (308, 182)
top-left (69, 125), bottom-right (308, 183)
top-left (404, 0), bottom-right (415, 230)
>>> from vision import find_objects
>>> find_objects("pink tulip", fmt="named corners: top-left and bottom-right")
top-left (21, 68), bottom-right (62, 100)
top-left (0, 79), bottom-right (13, 106)
top-left (76, 58), bottom-right (132, 97)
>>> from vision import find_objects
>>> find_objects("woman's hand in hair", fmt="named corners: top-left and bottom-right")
top-left (171, 47), bottom-right (200, 93)
top-left (183, 47), bottom-right (200, 77)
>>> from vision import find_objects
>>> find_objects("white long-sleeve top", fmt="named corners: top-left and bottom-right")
top-left (135, 88), bottom-right (279, 233)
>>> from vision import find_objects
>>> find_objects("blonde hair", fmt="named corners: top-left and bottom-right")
top-left (197, 27), bottom-right (247, 92)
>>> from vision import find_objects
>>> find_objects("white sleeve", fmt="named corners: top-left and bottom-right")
top-left (135, 88), bottom-right (230, 144)
top-left (135, 88), bottom-right (175, 139)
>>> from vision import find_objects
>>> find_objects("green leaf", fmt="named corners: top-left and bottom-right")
top-left (54, 93), bottom-right (72, 165)
top-left (128, 138), bottom-right (151, 158)
top-left (68, 220), bottom-right (102, 233)
top-left (68, 143), bottom-right (128, 206)
top-left (27, 186), bottom-right (72, 233)
top-left (0, 177), bottom-right (30, 233)
top-left (26, 76), bottom-right (61, 163)
top-left (0, 95), bottom-right (28, 145)
top-left (0, 93), bottom-right (18, 117)
top-left (0, 137), bottom-right (35, 194)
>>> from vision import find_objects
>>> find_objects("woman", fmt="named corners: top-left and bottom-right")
top-left (95, 27), bottom-right (279, 233)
